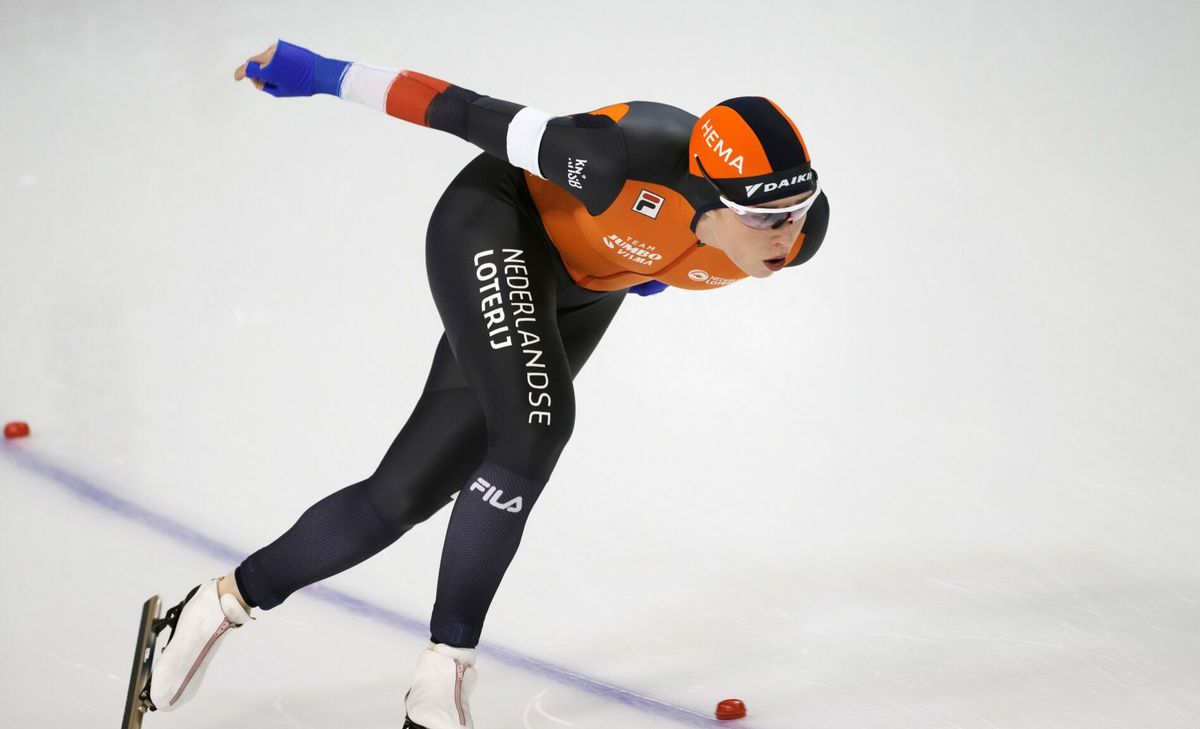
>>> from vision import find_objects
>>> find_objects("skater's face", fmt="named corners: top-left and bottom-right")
top-left (695, 192), bottom-right (814, 278)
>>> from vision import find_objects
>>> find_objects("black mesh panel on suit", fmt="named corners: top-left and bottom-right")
top-left (430, 461), bottom-right (547, 647)
top-left (237, 480), bottom-right (406, 610)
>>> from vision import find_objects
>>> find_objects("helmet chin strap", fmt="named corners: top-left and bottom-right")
top-left (693, 155), bottom-right (724, 196)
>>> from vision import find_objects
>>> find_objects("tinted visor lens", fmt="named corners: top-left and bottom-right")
top-left (727, 186), bottom-right (821, 229)
top-left (732, 209), bottom-right (798, 230)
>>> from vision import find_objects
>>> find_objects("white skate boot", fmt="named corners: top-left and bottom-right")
top-left (403, 643), bottom-right (477, 729)
top-left (144, 578), bottom-right (250, 712)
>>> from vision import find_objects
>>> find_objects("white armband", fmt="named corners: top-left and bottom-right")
top-left (506, 107), bottom-right (555, 179)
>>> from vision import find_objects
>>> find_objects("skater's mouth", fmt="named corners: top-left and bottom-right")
top-left (764, 256), bottom-right (786, 271)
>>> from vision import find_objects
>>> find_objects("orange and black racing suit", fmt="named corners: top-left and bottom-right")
top-left (236, 63), bottom-right (830, 648)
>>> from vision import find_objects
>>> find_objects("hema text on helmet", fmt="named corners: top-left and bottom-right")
top-left (700, 118), bottom-right (745, 174)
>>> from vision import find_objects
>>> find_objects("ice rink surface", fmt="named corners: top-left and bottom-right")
top-left (2, 1), bottom-right (1199, 727)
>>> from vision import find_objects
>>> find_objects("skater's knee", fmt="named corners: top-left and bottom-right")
top-left (486, 410), bottom-right (575, 481)
top-left (363, 474), bottom-right (448, 531)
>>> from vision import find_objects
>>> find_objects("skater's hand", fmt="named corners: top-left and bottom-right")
top-left (233, 41), bottom-right (348, 97)
top-left (234, 43), bottom-right (277, 91)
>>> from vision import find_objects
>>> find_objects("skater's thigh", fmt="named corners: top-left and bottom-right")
top-left (424, 156), bottom-right (575, 479)
top-left (365, 335), bottom-right (487, 526)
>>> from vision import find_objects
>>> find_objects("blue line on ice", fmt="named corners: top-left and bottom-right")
top-left (2, 441), bottom-right (749, 729)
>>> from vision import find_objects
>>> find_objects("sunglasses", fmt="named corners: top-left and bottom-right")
top-left (721, 185), bottom-right (821, 230)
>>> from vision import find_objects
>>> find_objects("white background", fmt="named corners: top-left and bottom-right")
top-left (2, 1), bottom-right (1198, 727)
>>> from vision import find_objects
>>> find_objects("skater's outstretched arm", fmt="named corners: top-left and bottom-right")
top-left (233, 41), bottom-right (628, 214)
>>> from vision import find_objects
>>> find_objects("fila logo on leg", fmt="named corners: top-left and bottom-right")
top-left (633, 190), bottom-right (664, 219)
top-left (469, 477), bottom-right (524, 513)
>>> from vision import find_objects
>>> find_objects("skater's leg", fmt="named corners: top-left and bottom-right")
top-left (141, 339), bottom-right (484, 711)
top-left (234, 335), bottom-right (486, 610)
top-left (425, 294), bottom-right (626, 648)
top-left (404, 154), bottom-right (624, 729)
top-left (397, 299), bottom-right (626, 729)
top-left (421, 155), bottom-right (624, 649)
top-left (364, 335), bottom-right (487, 526)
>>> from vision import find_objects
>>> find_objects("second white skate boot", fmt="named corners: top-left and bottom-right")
top-left (144, 578), bottom-right (250, 712)
top-left (403, 643), bottom-right (477, 729)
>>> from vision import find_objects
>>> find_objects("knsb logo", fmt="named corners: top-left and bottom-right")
top-left (470, 477), bottom-right (523, 513)
top-left (633, 189), bottom-right (664, 219)
top-left (567, 158), bottom-right (588, 189)
top-left (744, 171), bottom-right (813, 199)
top-left (688, 269), bottom-right (710, 282)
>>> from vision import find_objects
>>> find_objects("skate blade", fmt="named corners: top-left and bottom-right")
top-left (121, 595), bottom-right (162, 729)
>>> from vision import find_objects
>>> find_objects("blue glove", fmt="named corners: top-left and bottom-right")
top-left (244, 40), bottom-right (349, 98)
top-left (628, 280), bottom-right (668, 297)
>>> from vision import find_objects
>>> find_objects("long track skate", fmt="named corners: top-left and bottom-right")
top-left (122, 595), bottom-right (162, 729)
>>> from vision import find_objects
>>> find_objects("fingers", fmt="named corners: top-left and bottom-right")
top-left (233, 42), bottom-right (278, 88)
top-left (232, 60), bottom-right (264, 90)
top-left (245, 61), bottom-right (269, 92)
top-left (232, 67), bottom-right (264, 89)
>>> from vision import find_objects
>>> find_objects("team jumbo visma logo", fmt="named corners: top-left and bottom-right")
top-left (603, 234), bottom-right (663, 267)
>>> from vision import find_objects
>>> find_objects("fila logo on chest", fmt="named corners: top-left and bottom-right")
top-left (633, 189), bottom-right (664, 219)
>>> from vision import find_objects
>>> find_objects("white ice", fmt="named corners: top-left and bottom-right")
top-left (2, 1), bottom-right (1199, 727)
